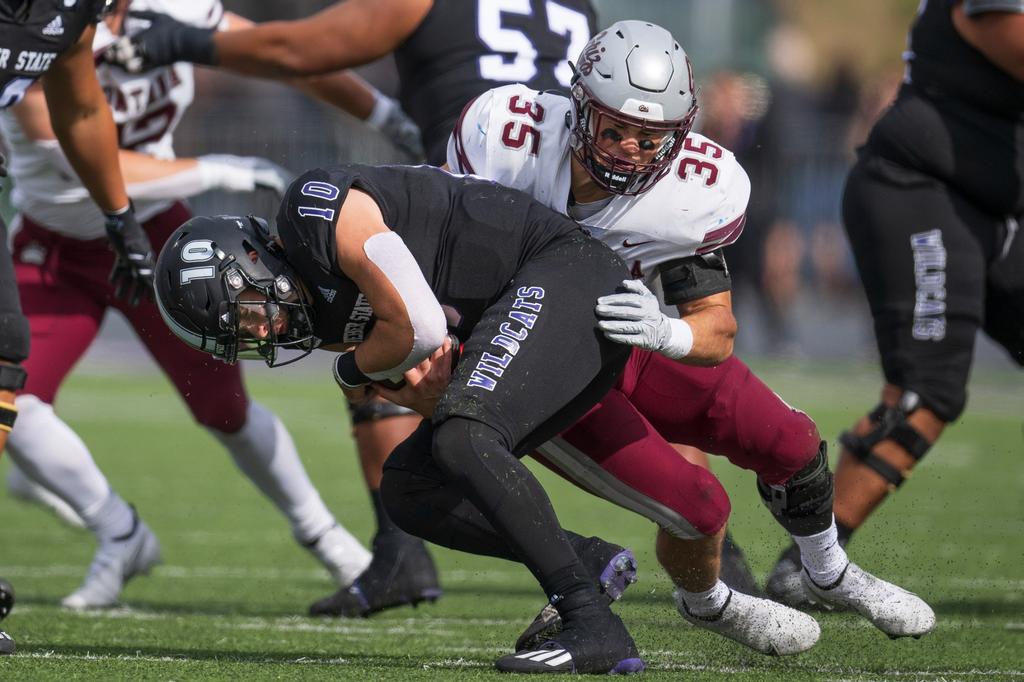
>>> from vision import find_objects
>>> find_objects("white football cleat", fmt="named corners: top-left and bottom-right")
top-left (675, 588), bottom-right (821, 656)
top-left (802, 562), bottom-right (936, 639)
top-left (7, 466), bottom-right (86, 529)
top-left (304, 525), bottom-right (372, 587)
top-left (61, 513), bottom-right (161, 610)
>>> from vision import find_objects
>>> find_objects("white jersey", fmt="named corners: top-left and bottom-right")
top-left (447, 84), bottom-right (750, 298)
top-left (0, 0), bottom-right (224, 239)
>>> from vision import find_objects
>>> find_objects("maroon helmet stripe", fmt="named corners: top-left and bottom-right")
top-left (452, 96), bottom-right (479, 175)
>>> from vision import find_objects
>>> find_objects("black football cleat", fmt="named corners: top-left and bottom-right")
top-left (498, 605), bottom-right (643, 674)
top-left (0, 629), bottom-right (13, 655)
top-left (720, 530), bottom-right (764, 598)
top-left (0, 578), bottom-right (14, 621)
top-left (308, 532), bottom-right (441, 617)
top-left (514, 536), bottom-right (638, 652)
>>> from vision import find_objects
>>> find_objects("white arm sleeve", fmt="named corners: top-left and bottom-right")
top-left (362, 231), bottom-right (447, 380)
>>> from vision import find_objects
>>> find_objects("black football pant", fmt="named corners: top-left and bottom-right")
top-left (843, 154), bottom-right (1024, 422)
top-left (0, 216), bottom-right (29, 365)
top-left (381, 233), bottom-right (630, 603)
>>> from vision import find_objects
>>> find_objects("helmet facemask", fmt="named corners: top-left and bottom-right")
top-left (570, 74), bottom-right (697, 196)
top-left (216, 241), bottom-right (317, 368)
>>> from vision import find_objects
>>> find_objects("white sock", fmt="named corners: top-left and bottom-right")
top-left (5, 395), bottom-right (132, 539)
top-left (210, 401), bottom-right (338, 544)
top-left (679, 579), bottom-right (732, 618)
top-left (793, 516), bottom-right (849, 587)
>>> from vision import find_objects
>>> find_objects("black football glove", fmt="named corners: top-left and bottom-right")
top-left (0, 151), bottom-right (7, 178)
top-left (103, 11), bottom-right (217, 74)
top-left (104, 206), bottom-right (155, 307)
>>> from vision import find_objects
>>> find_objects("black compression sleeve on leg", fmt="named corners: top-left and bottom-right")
top-left (431, 417), bottom-right (599, 603)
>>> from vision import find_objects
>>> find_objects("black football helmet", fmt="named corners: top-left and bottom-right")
top-left (154, 215), bottom-right (317, 367)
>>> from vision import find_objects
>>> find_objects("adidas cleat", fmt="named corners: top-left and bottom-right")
top-left (303, 525), bottom-right (372, 587)
top-left (675, 587), bottom-right (821, 656)
top-left (802, 562), bottom-right (935, 638)
top-left (61, 511), bottom-right (161, 610)
top-left (765, 544), bottom-right (820, 610)
top-left (308, 532), bottom-right (441, 617)
top-left (498, 606), bottom-right (643, 674)
top-left (514, 538), bottom-right (638, 652)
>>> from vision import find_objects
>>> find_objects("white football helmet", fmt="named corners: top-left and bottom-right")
top-left (570, 20), bottom-right (698, 196)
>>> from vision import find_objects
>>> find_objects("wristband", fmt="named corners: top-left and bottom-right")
top-left (663, 317), bottom-right (694, 360)
top-left (333, 352), bottom-right (371, 390)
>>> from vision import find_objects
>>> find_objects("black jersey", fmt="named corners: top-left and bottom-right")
top-left (906, 0), bottom-right (1024, 119)
top-left (0, 0), bottom-right (106, 109)
top-left (863, 0), bottom-right (1024, 216)
top-left (274, 164), bottom-right (582, 345)
top-left (394, 0), bottom-right (596, 164)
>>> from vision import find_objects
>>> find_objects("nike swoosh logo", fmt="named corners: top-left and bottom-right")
top-left (622, 239), bottom-right (655, 248)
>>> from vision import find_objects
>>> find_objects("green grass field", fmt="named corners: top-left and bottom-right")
top-left (0, 361), bottom-right (1020, 680)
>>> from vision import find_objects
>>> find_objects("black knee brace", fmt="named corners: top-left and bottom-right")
top-left (757, 441), bottom-right (834, 536)
top-left (347, 398), bottom-right (417, 425)
top-left (839, 391), bottom-right (932, 489)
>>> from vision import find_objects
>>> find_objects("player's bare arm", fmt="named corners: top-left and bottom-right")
top-left (675, 290), bottom-right (736, 365)
top-left (113, 0), bottom-right (432, 78)
top-left (334, 188), bottom-right (446, 379)
top-left (40, 24), bottom-right (128, 214)
top-left (952, 2), bottom-right (1024, 80)
top-left (219, 11), bottom-right (423, 159)
top-left (216, 0), bottom-right (431, 76)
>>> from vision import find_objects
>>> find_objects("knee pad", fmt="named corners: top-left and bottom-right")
top-left (0, 311), bottom-right (30, 365)
top-left (347, 398), bottom-right (417, 425)
top-left (839, 391), bottom-right (933, 489)
top-left (757, 441), bottom-right (834, 536)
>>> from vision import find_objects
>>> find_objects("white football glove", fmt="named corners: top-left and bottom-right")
top-left (366, 93), bottom-right (425, 161)
top-left (595, 279), bottom-right (693, 359)
top-left (197, 154), bottom-right (295, 198)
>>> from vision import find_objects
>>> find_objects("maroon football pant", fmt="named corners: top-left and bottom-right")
top-left (13, 203), bottom-right (249, 433)
top-left (539, 350), bottom-right (820, 538)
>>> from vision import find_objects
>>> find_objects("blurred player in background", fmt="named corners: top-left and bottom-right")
top-left (448, 21), bottom-right (935, 651)
top-left (0, 0), bottom-right (158, 651)
top-left (768, 0), bottom-right (1024, 601)
top-left (2, 0), bottom-right (376, 610)
top-left (105, 0), bottom-right (605, 618)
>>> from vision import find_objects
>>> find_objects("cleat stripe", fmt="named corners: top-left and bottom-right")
top-left (527, 649), bottom-right (566, 662)
top-left (545, 652), bottom-right (573, 666)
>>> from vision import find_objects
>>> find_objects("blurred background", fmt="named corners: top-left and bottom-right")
top-left (20, 0), bottom-right (1019, 371)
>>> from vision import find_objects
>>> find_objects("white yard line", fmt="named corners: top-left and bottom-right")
top-left (2, 564), bottom-right (1023, 591)
top-left (14, 650), bottom-right (1024, 678)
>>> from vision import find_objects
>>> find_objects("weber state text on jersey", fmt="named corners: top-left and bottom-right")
top-left (0, 0), bottom-right (224, 239)
top-left (395, 0), bottom-right (596, 164)
top-left (274, 163), bottom-right (581, 345)
top-left (448, 84), bottom-right (750, 304)
top-left (0, 0), bottom-right (108, 109)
